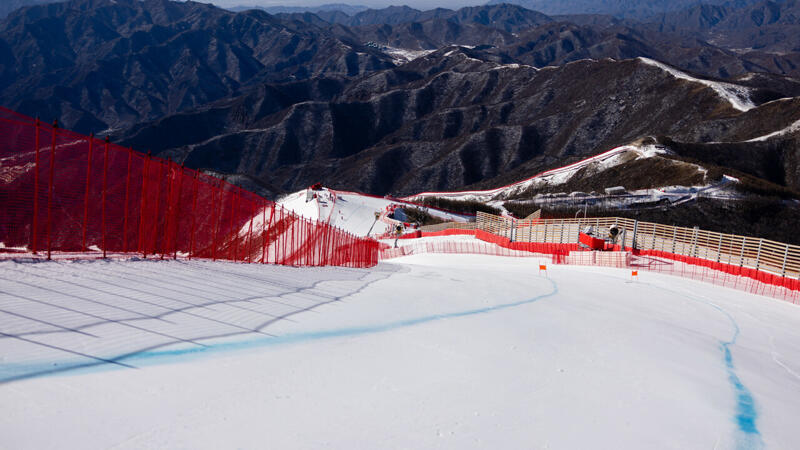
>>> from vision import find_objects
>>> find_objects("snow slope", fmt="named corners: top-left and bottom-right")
top-left (1, 253), bottom-right (800, 449)
top-left (638, 57), bottom-right (756, 112)
top-left (746, 118), bottom-right (800, 142)
top-left (278, 188), bottom-right (471, 237)
top-left (403, 143), bottom-right (722, 204)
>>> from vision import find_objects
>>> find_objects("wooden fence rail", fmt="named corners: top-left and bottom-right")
top-left (474, 212), bottom-right (800, 279)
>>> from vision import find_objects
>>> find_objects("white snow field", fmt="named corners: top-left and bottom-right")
top-left (277, 188), bottom-right (471, 237)
top-left (2, 252), bottom-right (800, 449)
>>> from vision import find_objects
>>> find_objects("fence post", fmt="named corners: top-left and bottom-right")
top-left (781, 244), bottom-right (789, 277)
top-left (276, 207), bottom-right (283, 264)
top-left (559, 219), bottom-right (564, 244)
top-left (32, 118), bottom-right (40, 254)
top-left (246, 201), bottom-right (255, 263)
top-left (160, 160), bottom-right (173, 259)
top-left (262, 204), bottom-right (273, 264)
top-left (101, 136), bottom-right (109, 258)
top-left (122, 148), bottom-right (133, 253)
top-left (671, 228), bottom-right (677, 254)
top-left (82, 133), bottom-right (94, 252)
top-left (212, 180), bottom-right (224, 261)
top-left (172, 164), bottom-right (185, 260)
top-left (138, 152), bottom-right (150, 257)
top-left (151, 160), bottom-right (164, 257)
top-left (755, 239), bottom-right (763, 271)
top-left (189, 172), bottom-right (199, 259)
top-left (46, 120), bottom-right (58, 260)
top-left (716, 234), bottom-right (723, 263)
top-left (740, 236), bottom-right (746, 267)
top-left (631, 220), bottom-right (638, 250)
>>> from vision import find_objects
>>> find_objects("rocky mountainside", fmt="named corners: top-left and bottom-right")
top-left (0, 0), bottom-right (54, 19)
top-left (487, 0), bottom-right (757, 20)
top-left (650, 0), bottom-right (800, 52)
top-left (0, 0), bottom-right (393, 131)
top-left (119, 47), bottom-right (800, 198)
top-left (2, 0), bottom-right (799, 205)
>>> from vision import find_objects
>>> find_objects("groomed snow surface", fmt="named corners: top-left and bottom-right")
top-left (2, 249), bottom-right (800, 449)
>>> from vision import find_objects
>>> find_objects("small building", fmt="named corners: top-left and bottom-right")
top-left (604, 186), bottom-right (627, 195)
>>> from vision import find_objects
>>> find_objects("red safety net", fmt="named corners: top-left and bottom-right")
top-left (381, 231), bottom-right (800, 304)
top-left (0, 107), bottom-right (379, 267)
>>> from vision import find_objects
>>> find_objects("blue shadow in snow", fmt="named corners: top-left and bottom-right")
top-left (1, 278), bottom-right (559, 379)
top-left (125, 278), bottom-right (559, 365)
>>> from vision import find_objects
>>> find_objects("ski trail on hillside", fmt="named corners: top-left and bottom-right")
top-left (638, 58), bottom-right (755, 112)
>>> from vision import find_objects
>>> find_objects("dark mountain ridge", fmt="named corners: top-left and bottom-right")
top-left (118, 48), bottom-right (800, 198)
top-left (0, 0), bottom-right (393, 131)
top-left (2, 0), bottom-right (799, 204)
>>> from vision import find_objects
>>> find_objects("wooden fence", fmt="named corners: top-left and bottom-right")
top-left (419, 221), bottom-right (477, 233)
top-left (474, 212), bottom-right (800, 279)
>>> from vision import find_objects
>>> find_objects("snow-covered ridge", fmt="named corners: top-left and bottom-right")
top-left (404, 144), bottom-right (674, 203)
top-left (383, 47), bottom-right (434, 64)
top-left (746, 118), bottom-right (800, 142)
top-left (638, 57), bottom-right (756, 112)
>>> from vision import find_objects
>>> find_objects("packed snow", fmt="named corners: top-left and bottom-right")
top-left (277, 188), bottom-right (471, 237)
top-left (638, 57), bottom-right (756, 112)
top-left (1, 252), bottom-right (800, 449)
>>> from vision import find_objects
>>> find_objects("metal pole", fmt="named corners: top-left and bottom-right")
top-left (212, 181), bottom-right (224, 261)
top-left (101, 136), bottom-right (109, 258)
top-left (151, 161), bottom-right (164, 257)
top-left (32, 118), bottom-right (40, 254)
top-left (46, 120), bottom-right (58, 260)
top-left (138, 153), bottom-right (150, 257)
top-left (189, 172), bottom-right (199, 259)
top-left (631, 220), bottom-right (638, 250)
top-left (230, 187), bottom-right (239, 261)
top-left (262, 204), bottom-right (274, 264)
top-left (781, 244), bottom-right (789, 277)
top-left (122, 148), bottom-right (132, 253)
top-left (246, 200), bottom-right (255, 263)
top-left (755, 239), bottom-right (763, 271)
top-left (671, 228), bottom-right (677, 254)
top-left (160, 160), bottom-right (174, 259)
top-left (172, 164), bottom-right (185, 260)
top-left (740, 237), bottom-right (747, 267)
top-left (716, 234), bottom-right (723, 263)
top-left (82, 133), bottom-right (93, 252)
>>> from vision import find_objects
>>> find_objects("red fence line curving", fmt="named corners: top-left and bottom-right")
top-left (0, 107), bottom-right (379, 267)
top-left (381, 231), bottom-right (800, 304)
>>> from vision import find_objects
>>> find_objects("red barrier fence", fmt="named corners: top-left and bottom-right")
top-left (382, 232), bottom-right (800, 303)
top-left (0, 107), bottom-right (379, 267)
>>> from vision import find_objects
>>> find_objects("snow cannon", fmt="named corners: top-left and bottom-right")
top-left (579, 225), bottom-right (623, 251)
top-left (579, 231), bottom-right (606, 250)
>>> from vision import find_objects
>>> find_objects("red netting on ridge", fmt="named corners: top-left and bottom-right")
top-left (0, 107), bottom-right (379, 268)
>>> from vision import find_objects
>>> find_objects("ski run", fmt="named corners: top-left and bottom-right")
top-left (1, 246), bottom-right (800, 449)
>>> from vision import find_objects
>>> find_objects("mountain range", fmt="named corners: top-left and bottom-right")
top-left (1, 0), bottom-right (799, 207)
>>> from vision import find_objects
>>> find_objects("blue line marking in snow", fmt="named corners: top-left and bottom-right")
top-left (127, 278), bottom-right (559, 363)
top-left (614, 274), bottom-right (762, 448)
top-left (0, 278), bottom-right (558, 381)
top-left (692, 299), bottom-right (761, 445)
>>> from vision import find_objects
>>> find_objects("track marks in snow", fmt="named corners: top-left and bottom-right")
top-left (0, 260), bottom-right (395, 382)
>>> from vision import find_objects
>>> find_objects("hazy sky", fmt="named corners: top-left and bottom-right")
top-left (201, 0), bottom-right (487, 10)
